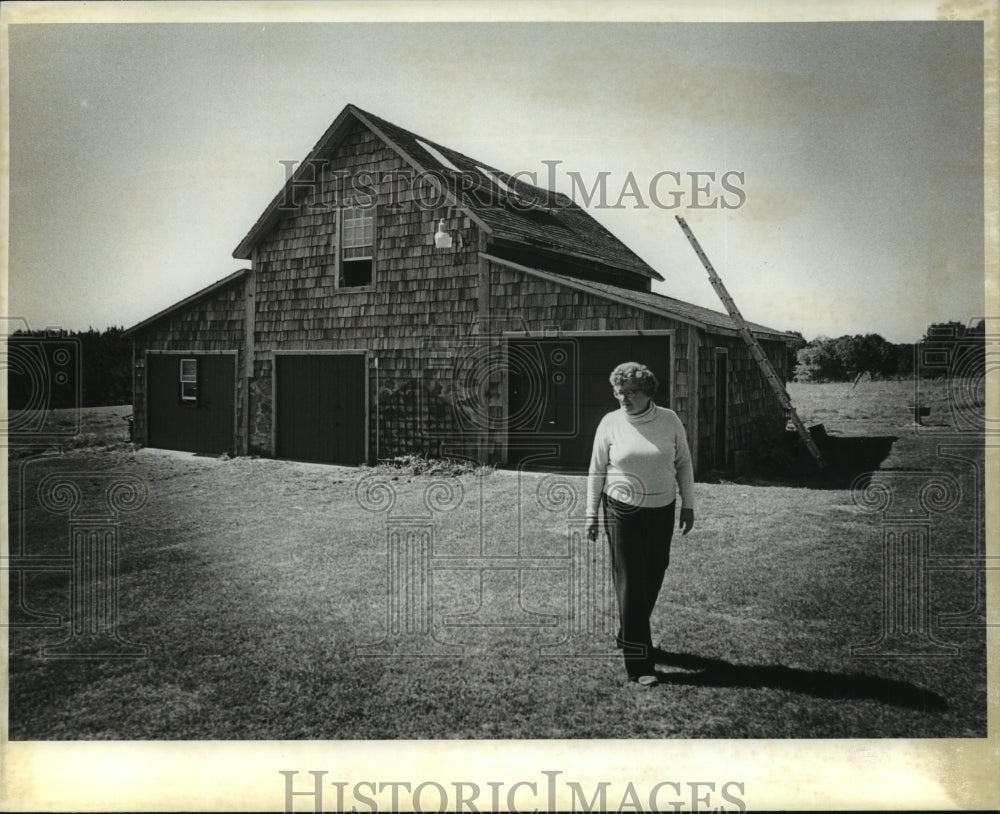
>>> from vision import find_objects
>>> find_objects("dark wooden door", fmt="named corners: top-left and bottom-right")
top-left (275, 354), bottom-right (366, 465)
top-left (147, 353), bottom-right (236, 454)
top-left (507, 335), bottom-right (671, 470)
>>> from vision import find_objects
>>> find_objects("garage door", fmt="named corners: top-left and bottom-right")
top-left (507, 335), bottom-right (671, 470)
top-left (147, 353), bottom-right (236, 454)
top-left (274, 353), bottom-right (366, 465)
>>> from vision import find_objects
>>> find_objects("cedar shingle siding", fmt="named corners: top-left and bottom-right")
top-left (125, 105), bottom-right (793, 473)
top-left (248, 121), bottom-right (482, 460)
top-left (130, 275), bottom-right (247, 455)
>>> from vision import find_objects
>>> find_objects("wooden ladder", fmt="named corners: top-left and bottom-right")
top-left (675, 216), bottom-right (826, 469)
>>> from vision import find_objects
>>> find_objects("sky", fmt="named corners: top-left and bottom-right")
top-left (4, 12), bottom-right (989, 344)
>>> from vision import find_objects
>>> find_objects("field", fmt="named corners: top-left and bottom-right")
top-left (4, 380), bottom-right (988, 739)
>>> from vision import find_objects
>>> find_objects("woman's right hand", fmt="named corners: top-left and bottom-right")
top-left (587, 522), bottom-right (599, 541)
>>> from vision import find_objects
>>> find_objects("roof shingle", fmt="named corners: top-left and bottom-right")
top-left (481, 253), bottom-right (793, 341)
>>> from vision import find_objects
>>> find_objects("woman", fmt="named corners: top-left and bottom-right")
top-left (586, 362), bottom-right (695, 686)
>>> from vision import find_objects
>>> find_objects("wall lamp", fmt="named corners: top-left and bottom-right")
top-left (434, 209), bottom-right (463, 250)
top-left (434, 219), bottom-right (453, 249)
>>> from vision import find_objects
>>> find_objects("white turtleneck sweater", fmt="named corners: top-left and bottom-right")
top-left (586, 402), bottom-right (695, 521)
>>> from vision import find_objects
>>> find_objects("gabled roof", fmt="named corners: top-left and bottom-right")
top-left (232, 104), bottom-right (663, 284)
top-left (122, 268), bottom-right (249, 337)
top-left (481, 254), bottom-right (793, 342)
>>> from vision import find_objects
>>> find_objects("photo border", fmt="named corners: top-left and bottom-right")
top-left (1, 1), bottom-right (997, 810)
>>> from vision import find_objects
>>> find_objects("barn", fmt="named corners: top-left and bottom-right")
top-left (124, 104), bottom-right (795, 473)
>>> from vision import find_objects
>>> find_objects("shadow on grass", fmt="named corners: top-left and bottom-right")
top-left (651, 648), bottom-right (948, 711)
top-left (729, 427), bottom-right (900, 490)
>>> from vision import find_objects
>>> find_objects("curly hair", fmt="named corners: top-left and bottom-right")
top-left (609, 362), bottom-right (658, 397)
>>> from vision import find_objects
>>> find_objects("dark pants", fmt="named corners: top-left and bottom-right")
top-left (603, 495), bottom-right (675, 678)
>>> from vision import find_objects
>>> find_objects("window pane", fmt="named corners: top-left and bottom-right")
top-left (342, 207), bottom-right (373, 249)
top-left (180, 358), bottom-right (198, 401)
top-left (344, 245), bottom-right (371, 260)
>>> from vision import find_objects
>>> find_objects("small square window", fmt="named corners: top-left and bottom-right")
top-left (180, 358), bottom-right (198, 402)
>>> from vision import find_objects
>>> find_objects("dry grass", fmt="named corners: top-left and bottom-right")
top-left (5, 379), bottom-right (987, 739)
top-left (788, 377), bottom-right (981, 434)
top-left (7, 404), bottom-right (134, 459)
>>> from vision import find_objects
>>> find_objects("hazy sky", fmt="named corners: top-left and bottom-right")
top-left (6, 17), bottom-right (987, 343)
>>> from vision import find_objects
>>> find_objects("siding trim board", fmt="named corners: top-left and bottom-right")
top-left (687, 322), bottom-right (700, 472)
top-left (500, 329), bottom-right (676, 337)
top-left (714, 347), bottom-right (729, 469)
top-left (244, 271), bottom-right (255, 379)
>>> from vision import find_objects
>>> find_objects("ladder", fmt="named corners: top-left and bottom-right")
top-left (675, 216), bottom-right (826, 469)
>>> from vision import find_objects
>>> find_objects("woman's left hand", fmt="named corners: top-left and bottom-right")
top-left (679, 508), bottom-right (695, 535)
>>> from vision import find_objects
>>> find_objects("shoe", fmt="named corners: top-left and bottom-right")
top-left (635, 674), bottom-right (658, 687)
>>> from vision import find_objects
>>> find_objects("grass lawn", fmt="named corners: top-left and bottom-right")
top-left (5, 380), bottom-right (987, 739)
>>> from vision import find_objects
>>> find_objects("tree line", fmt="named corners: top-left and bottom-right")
top-left (5, 321), bottom-right (987, 409)
top-left (6, 327), bottom-right (131, 409)
top-left (790, 321), bottom-right (987, 382)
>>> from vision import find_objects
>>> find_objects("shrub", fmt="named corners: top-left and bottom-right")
top-left (365, 454), bottom-right (493, 477)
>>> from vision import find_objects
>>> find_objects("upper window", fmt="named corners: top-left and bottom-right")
top-left (180, 358), bottom-right (198, 402)
top-left (340, 206), bottom-right (374, 288)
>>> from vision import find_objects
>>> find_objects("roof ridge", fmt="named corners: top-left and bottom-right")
top-left (233, 103), bottom-right (663, 283)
